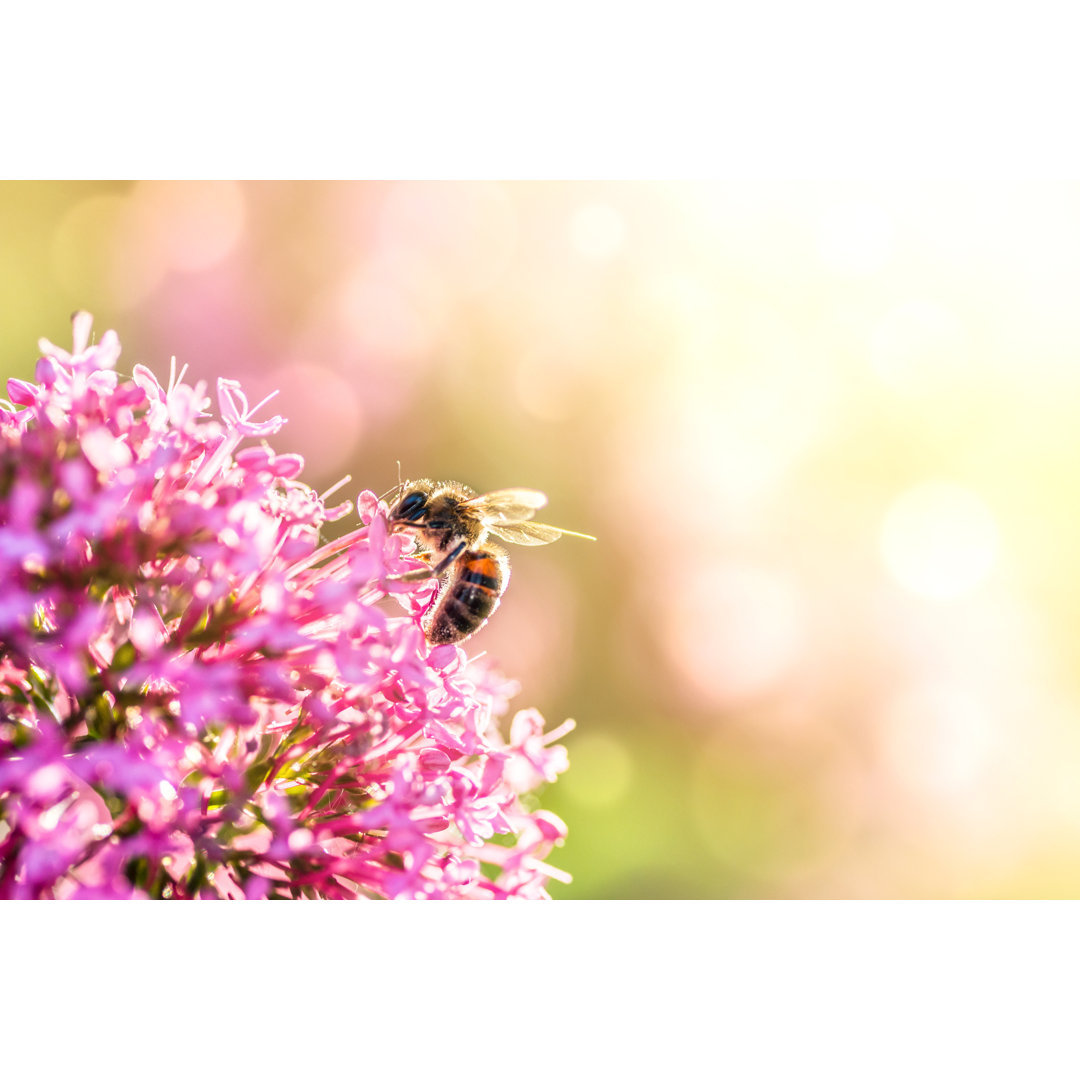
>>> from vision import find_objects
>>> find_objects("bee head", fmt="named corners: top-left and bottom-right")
top-left (389, 486), bottom-right (430, 525)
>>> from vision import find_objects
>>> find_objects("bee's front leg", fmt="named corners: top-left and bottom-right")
top-left (384, 540), bottom-right (466, 584)
top-left (392, 566), bottom-right (439, 583)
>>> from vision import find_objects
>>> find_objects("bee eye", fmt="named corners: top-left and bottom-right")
top-left (396, 491), bottom-right (428, 521)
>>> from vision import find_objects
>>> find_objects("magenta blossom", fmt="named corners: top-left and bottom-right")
top-left (0, 313), bottom-right (573, 899)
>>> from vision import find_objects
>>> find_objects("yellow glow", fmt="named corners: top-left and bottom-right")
top-left (562, 731), bottom-right (633, 808)
top-left (870, 299), bottom-right (969, 392)
top-left (569, 202), bottom-right (626, 261)
top-left (51, 193), bottom-right (133, 304)
top-left (880, 482), bottom-right (999, 599)
top-left (817, 199), bottom-right (895, 274)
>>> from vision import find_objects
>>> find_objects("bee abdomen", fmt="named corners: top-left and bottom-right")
top-left (423, 550), bottom-right (508, 645)
top-left (459, 554), bottom-right (502, 592)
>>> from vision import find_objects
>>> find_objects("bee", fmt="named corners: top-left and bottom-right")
top-left (385, 479), bottom-right (595, 645)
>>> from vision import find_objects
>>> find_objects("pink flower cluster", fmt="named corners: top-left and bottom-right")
top-left (0, 313), bottom-right (572, 898)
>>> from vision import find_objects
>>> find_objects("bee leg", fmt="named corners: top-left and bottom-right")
top-left (392, 567), bottom-right (439, 583)
top-left (385, 540), bottom-right (466, 584)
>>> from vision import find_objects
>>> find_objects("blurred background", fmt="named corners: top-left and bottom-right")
top-left (5, 180), bottom-right (1080, 898)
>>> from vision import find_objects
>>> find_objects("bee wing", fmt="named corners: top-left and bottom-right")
top-left (488, 521), bottom-right (597, 546)
top-left (467, 488), bottom-right (549, 525)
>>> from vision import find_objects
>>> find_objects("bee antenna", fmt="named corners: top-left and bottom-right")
top-left (377, 461), bottom-right (405, 505)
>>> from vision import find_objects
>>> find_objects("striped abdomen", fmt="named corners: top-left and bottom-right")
top-left (423, 547), bottom-right (509, 645)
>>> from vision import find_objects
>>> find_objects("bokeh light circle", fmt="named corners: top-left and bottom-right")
top-left (130, 181), bottom-right (246, 273)
top-left (880, 482), bottom-right (999, 600)
top-left (657, 562), bottom-right (805, 710)
top-left (876, 681), bottom-right (1000, 800)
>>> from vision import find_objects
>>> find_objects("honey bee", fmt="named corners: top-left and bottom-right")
top-left (386, 479), bottom-right (595, 645)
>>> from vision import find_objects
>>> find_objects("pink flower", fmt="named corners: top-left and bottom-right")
top-left (0, 313), bottom-right (573, 899)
